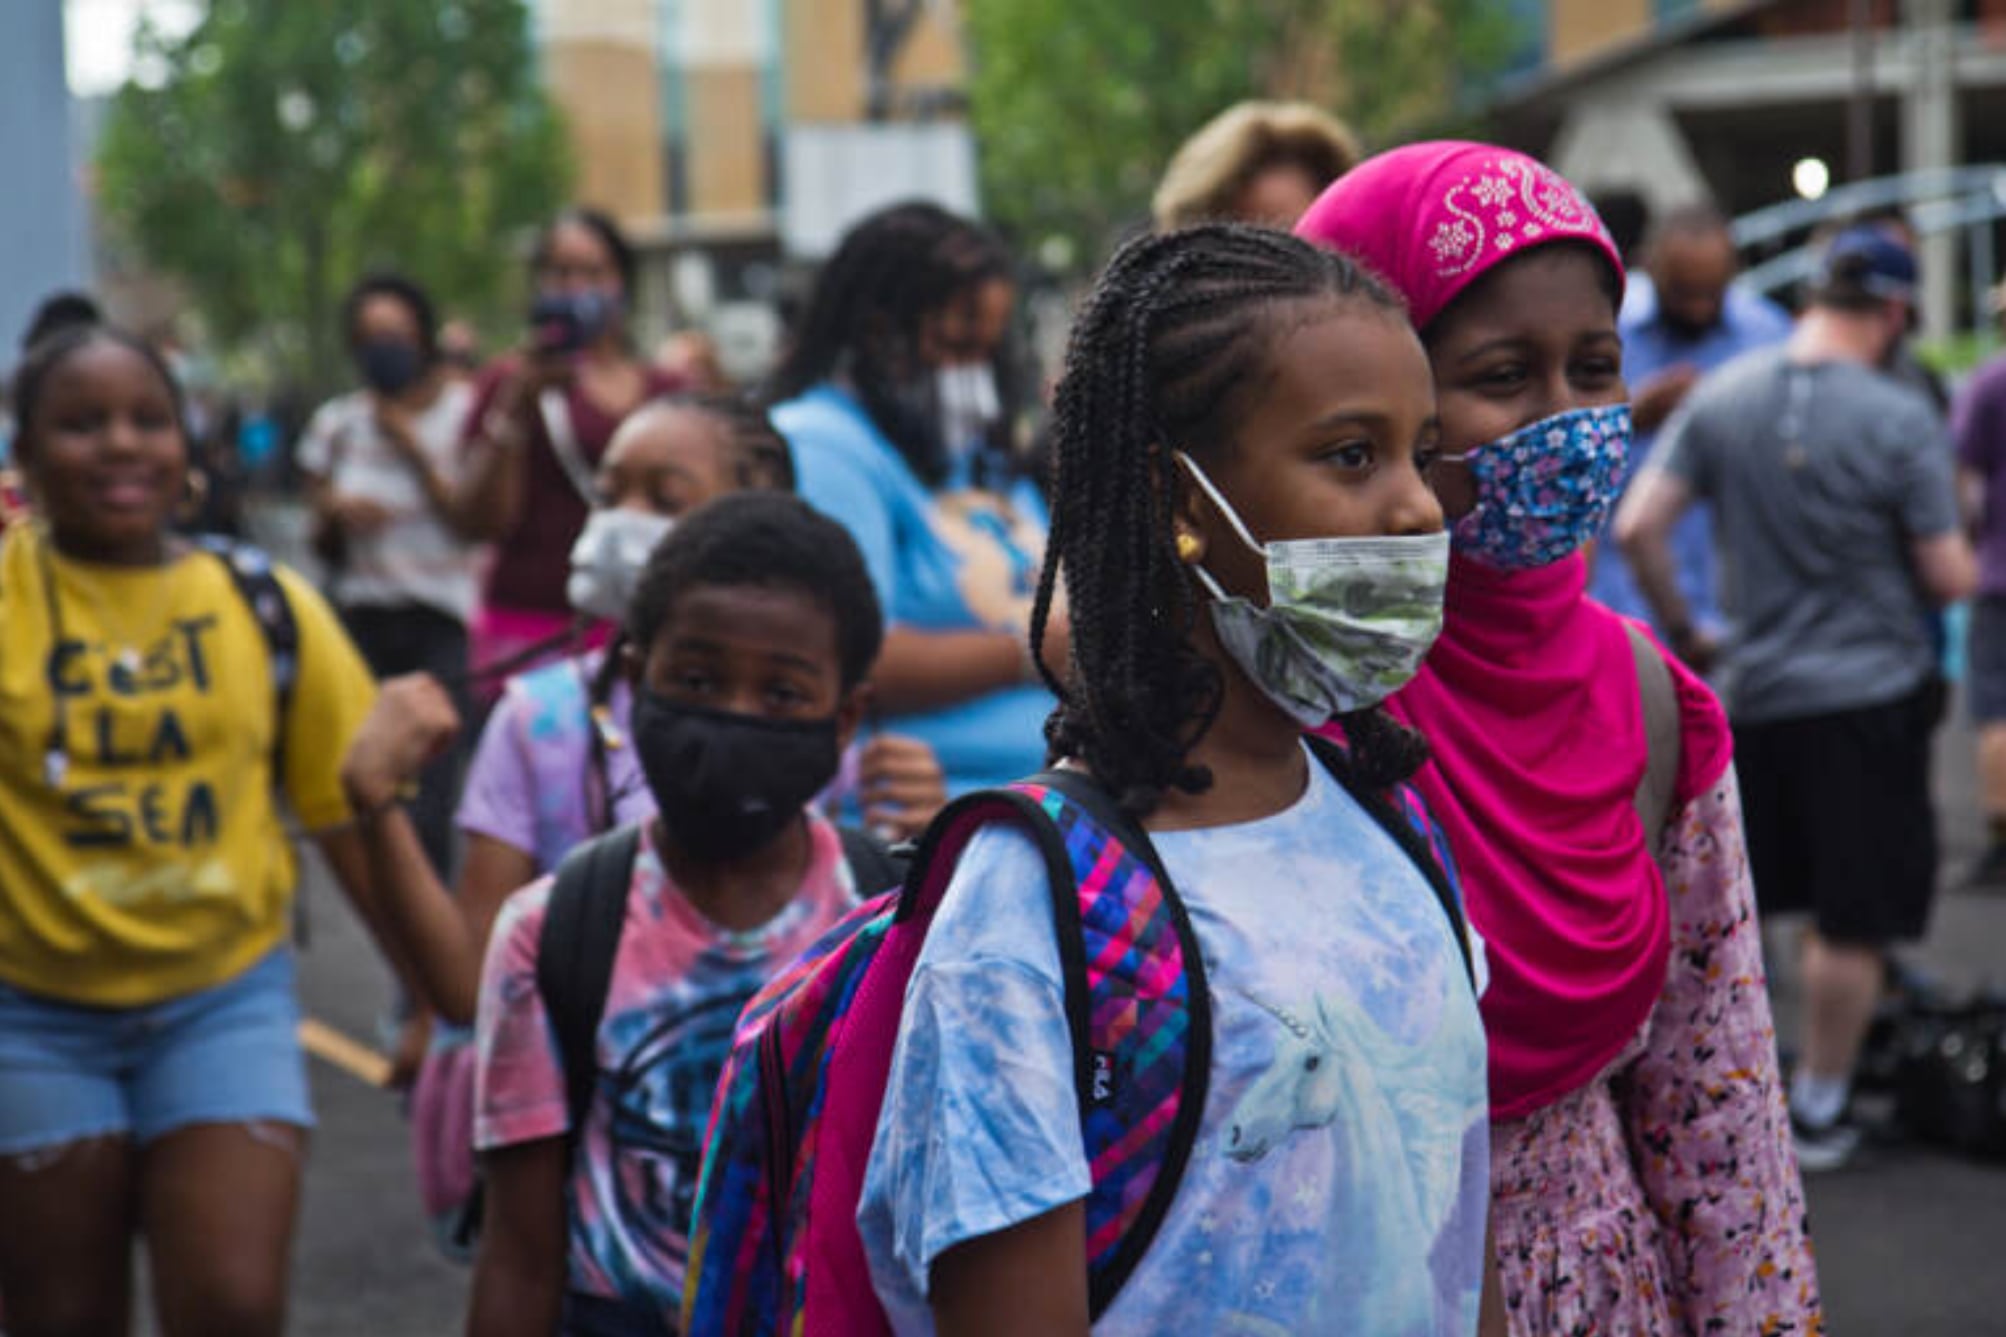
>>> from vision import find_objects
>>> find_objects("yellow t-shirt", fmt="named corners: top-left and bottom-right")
top-left (0, 525), bottom-right (376, 1006)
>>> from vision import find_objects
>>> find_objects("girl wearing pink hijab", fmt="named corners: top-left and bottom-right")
top-left (1298, 143), bottom-right (1821, 1335)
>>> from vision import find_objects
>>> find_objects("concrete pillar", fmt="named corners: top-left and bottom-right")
top-left (0, 3), bottom-right (85, 356)
top-left (1903, 0), bottom-right (1960, 342)
top-left (1548, 95), bottom-right (1712, 217)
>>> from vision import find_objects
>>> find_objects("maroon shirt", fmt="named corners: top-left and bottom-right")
top-left (463, 357), bottom-right (681, 614)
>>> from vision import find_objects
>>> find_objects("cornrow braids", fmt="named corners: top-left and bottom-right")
top-left (768, 201), bottom-right (1011, 487)
top-left (661, 391), bottom-right (796, 493)
top-left (1033, 222), bottom-right (1425, 814)
top-left (585, 628), bottom-right (632, 833)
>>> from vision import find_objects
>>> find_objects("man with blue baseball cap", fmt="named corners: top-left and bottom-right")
top-left (1616, 223), bottom-right (1977, 1171)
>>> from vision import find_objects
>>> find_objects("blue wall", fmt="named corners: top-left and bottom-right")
top-left (0, 3), bottom-right (86, 363)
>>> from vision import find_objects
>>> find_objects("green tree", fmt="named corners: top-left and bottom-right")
top-left (96, 0), bottom-right (570, 388)
top-left (963, 0), bottom-right (1521, 270)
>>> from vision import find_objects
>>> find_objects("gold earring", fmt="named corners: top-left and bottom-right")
top-left (179, 468), bottom-right (210, 524)
top-left (1175, 532), bottom-right (1201, 562)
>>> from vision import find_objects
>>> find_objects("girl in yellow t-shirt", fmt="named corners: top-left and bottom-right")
top-left (0, 324), bottom-right (400, 1335)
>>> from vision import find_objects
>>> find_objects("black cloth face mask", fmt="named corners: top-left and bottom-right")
top-left (630, 691), bottom-right (842, 862)
top-left (357, 339), bottom-right (424, 395)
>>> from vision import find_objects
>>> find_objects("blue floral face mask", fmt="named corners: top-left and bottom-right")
top-left (1439, 403), bottom-right (1632, 570)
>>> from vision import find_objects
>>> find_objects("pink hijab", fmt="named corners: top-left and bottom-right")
top-left (1297, 142), bottom-right (1732, 1120)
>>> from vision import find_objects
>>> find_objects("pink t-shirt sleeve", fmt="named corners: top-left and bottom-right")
top-left (472, 878), bottom-right (568, 1151)
top-left (456, 685), bottom-right (539, 853)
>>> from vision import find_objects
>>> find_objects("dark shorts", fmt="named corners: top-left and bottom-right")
top-left (1734, 683), bottom-right (1938, 946)
top-left (1968, 595), bottom-right (2006, 724)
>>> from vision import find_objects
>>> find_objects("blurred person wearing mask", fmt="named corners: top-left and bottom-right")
top-left (298, 273), bottom-right (481, 878)
top-left (338, 396), bottom-right (945, 1251)
top-left (769, 202), bottom-right (1058, 794)
top-left (1153, 100), bottom-right (1361, 231)
top-left (458, 209), bottom-right (681, 687)
top-left (1619, 227), bottom-right (1977, 1170)
top-left (1592, 205), bottom-right (1791, 651)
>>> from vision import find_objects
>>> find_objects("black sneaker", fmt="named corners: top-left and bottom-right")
top-left (1964, 842), bottom-right (2006, 889)
top-left (1791, 1113), bottom-right (1862, 1173)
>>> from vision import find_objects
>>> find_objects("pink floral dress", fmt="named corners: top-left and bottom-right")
top-left (1490, 771), bottom-right (1824, 1335)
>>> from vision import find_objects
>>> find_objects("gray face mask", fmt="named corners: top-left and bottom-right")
top-left (567, 508), bottom-right (675, 622)
top-left (1179, 453), bottom-right (1449, 727)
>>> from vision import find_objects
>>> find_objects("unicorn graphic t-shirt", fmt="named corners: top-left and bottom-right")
top-left (857, 751), bottom-right (1491, 1335)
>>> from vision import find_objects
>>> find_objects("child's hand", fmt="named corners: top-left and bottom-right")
top-left (857, 734), bottom-right (947, 841)
top-left (341, 674), bottom-right (462, 812)
top-left (387, 1009), bottom-right (432, 1091)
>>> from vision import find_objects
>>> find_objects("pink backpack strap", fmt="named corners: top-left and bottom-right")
top-left (802, 787), bottom-right (1070, 1328)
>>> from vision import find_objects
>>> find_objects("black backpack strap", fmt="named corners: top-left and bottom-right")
top-left (199, 537), bottom-right (299, 785)
top-left (1305, 735), bottom-right (1476, 990)
top-left (836, 824), bottom-right (909, 898)
top-left (537, 823), bottom-right (643, 1153)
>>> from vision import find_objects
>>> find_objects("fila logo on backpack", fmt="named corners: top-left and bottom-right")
top-left (681, 737), bottom-right (1474, 1334)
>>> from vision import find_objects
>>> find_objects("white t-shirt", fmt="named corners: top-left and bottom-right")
top-left (856, 752), bottom-right (1492, 1335)
top-left (296, 383), bottom-right (480, 623)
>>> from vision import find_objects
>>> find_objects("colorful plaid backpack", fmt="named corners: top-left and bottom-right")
top-left (682, 736), bottom-right (1471, 1334)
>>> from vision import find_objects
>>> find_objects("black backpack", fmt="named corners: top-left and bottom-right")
top-left (1893, 990), bottom-right (2006, 1161)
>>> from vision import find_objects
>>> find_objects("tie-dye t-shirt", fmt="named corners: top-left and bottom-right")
top-left (857, 754), bottom-right (1491, 1335)
top-left (473, 816), bottom-right (859, 1316)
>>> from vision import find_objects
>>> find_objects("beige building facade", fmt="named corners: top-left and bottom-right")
top-left (531, 0), bottom-right (975, 364)
top-left (536, 0), bottom-right (969, 241)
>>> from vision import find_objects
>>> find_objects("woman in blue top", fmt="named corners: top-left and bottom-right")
top-left (769, 202), bottom-right (1063, 793)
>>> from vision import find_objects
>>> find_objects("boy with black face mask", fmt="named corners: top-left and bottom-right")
top-left (459, 492), bottom-right (888, 1336)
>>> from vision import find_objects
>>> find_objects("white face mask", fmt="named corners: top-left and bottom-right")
top-left (935, 363), bottom-right (1001, 458)
top-left (567, 508), bottom-right (676, 622)
top-left (1178, 453), bottom-right (1449, 727)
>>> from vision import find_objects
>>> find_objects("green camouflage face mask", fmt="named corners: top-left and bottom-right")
top-left (1179, 453), bottom-right (1448, 728)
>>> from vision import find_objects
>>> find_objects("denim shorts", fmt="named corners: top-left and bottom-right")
top-left (0, 948), bottom-right (313, 1156)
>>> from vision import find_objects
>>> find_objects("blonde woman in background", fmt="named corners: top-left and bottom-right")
top-left (1153, 100), bottom-right (1362, 230)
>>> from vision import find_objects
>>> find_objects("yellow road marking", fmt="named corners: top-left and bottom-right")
top-left (297, 1017), bottom-right (394, 1088)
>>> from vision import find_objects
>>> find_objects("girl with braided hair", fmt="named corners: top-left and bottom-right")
top-left (771, 202), bottom-right (1058, 795)
top-left (855, 224), bottom-right (1502, 1334)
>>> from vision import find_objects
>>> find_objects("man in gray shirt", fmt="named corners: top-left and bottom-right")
top-left (1617, 227), bottom-right (1976, 1170)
